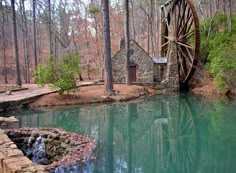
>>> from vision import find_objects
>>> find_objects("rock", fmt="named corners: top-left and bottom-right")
top-left (0, 116), bottom-right (18, 123)
top-left (114, 90), bottom-right (120, 94)
top-left (64, 139), bottom-right (70, 144)
top-left (101, 95), bottom-right (108, 99)
top-left (61, 142), bottom-right (69, 148)
top-left (49, 133), bottom-right (60, 140)
top-left (5, 90), bottom-right (12, 95)
top-left (139, 92), bottom-right (146, 96)
top-left (0, 117), bottom-right (19, 129)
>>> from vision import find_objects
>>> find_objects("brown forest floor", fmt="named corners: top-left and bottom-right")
top-left (29, 84), bottom-right (157, 108)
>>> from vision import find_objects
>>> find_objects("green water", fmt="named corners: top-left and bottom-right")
top-left (7, 94), bottom-right (236, 173)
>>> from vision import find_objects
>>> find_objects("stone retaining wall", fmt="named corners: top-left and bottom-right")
top-left (0, 129), bottom-right (46, 173)
top-left (0, 128), bottom-right (95, 173)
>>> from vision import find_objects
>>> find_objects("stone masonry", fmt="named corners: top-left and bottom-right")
top-left (165, 41), bottom-right (179, 90)
top-left (0, 129), bottom-right (46, 173)
top-left (112, 40), bottom-right (154, 83)
top-left (0, 128), bottom-right (95, 173)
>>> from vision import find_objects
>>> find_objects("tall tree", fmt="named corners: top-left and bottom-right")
top-left (33, 0), bottom-right (38, 67)
top-left (11, 0), bottom-right (22, 86)
top-left (102, 0), bottom-right (114, 95)
top-left (48, 0), bottom-right (53, 56)
top-left (89, 2), bottom-right (102, 78)
top-left (20, 0), bottom-right (30, 83)
top-left (130, 0), bottom-right (136, 41)
top-left (0, 1), bottom-right (8, 84)
top-left (125, 0), bottom-right (131, 85)
top-left (226, 0), bottom-right (232, 32)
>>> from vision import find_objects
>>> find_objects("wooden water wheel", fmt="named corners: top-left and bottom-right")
top-left (161, 0), bottom-right (200, 84)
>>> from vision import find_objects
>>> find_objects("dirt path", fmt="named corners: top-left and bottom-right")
top-left (0, 84), bottom-right (55, 103)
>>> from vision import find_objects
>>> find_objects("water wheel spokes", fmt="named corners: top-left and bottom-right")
top-left (161, 0), bottom-right (200, 84)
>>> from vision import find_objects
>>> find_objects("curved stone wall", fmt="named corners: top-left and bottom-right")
top-left (0, 128), bottom-right (95, 172)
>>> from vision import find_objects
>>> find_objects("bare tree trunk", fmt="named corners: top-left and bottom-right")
top-left (125, 0), bottom-right (130, 85)
top-left (33, 0), bottom-right (38, 67)
top-left (54, 36), bottom-right (58, 60)
top-left (130, 0), bottom-right (136, 41)
top-left (90, 5), bottom-right (101, 78)
top-left (20, 0), bottom-right (26, 82)
top-left (2, 42), bottom-right (8, 84)
top-left (48, 0), bottom-right (53, 56)
top-left (226, 0), bottom-right (232, 32)
top-left (11, 0), bottom-right (22, 86)
top-left (147, 11), bottom-right (150, 54)
top-left (84, 12), bottom-right (89, 47)
top-left (94, 19), bottom-right (102, 79)
top-left (38, 26), bottom-right (42, 63)
top-left (72, 29), bottom-right (83, 81)
top-left (21, 0), bottom-right (30, 83)
top-left (0, 2), bottom-right (8, 84)
top-left (102, 0), bottom-right (114, 95)
top-left (156, 1), bottom-right (160, 56)
top-left (23, 35), bottom-right (27, 83)
top-left (150, 0), bottom-right (155, 56)
top-left (87, 60), bottom-right (91, 80)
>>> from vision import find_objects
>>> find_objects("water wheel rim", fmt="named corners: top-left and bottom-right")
top-left (161, 0), bottom-right (200, 84)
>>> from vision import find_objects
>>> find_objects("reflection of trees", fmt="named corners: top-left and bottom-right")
top-left (105, 106), bottom-right (114, 173)
top-left (110, 94), bottom-right (201, 173)
top-left (199, 99), bottom-right (236, 173)
top-left (116, 94), bottom-right (200, 173)
top-left (12, 95), bottom-right (236, 173)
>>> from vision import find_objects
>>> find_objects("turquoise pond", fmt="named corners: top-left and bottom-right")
top-left (5, 93), bottom-right (236, 173)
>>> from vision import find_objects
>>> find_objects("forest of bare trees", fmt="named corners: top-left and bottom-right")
top-left (0, 0), bottom-right (235, 85)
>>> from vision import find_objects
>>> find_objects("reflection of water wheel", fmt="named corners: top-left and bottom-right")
top-left (162, 95), bottom-right (200, 173)
top-left (161, 0), bottom-right (200, 84)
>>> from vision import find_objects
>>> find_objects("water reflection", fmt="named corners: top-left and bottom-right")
top-left (8, 94), bottom-right (236, 173)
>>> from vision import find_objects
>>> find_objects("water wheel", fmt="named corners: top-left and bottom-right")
top-left (161, 0), bottom-right (200, 84)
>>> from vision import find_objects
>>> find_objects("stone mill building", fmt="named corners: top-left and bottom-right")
top-left (112, 40), bottom-right (166, 83)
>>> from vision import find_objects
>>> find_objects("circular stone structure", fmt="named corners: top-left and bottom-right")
top-left (1, 128), bottom-right (95, 172)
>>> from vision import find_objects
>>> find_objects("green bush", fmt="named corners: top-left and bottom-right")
top-left (208, 33), bottom-right (236, 89)
top-left (199, 14), bottom-right (228, 63)
top-left (33, 53), bottom-right (81, 95)
top-left (201, 14), bottom-right (236, 90)
top-left (33, 59), bottom-right (54, 86)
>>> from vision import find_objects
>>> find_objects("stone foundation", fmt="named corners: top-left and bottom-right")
top-left (0, 128), bottom-right (95, 172)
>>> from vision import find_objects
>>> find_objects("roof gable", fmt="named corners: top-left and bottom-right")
top-left (112, 40), bottom-right (154, 63)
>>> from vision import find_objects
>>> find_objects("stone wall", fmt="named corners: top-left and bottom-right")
top-left (153, 64), bottom-right (167, 82)
top-left (0, 128), bottom-right (95, 172)
top-left (164, 42), bottom-right (179, 90)
top-left (112, 41), bottom-right (154, 83)
top-left (0, 129), bottom-right (46, 173)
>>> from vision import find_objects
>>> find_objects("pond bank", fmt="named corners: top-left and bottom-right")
top-left (0, 84), bottom-right (57, 113)
top-left (28, 84), bottom-right (157, 108)
top-left (0, 83), bottom-right (157, 113)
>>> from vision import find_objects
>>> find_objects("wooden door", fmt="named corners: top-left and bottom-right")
top-left (130, 66), bottom-right (136, 83)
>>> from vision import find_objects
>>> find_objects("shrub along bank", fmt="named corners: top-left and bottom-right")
top-left (197, 14), bottom-right (236, 96)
